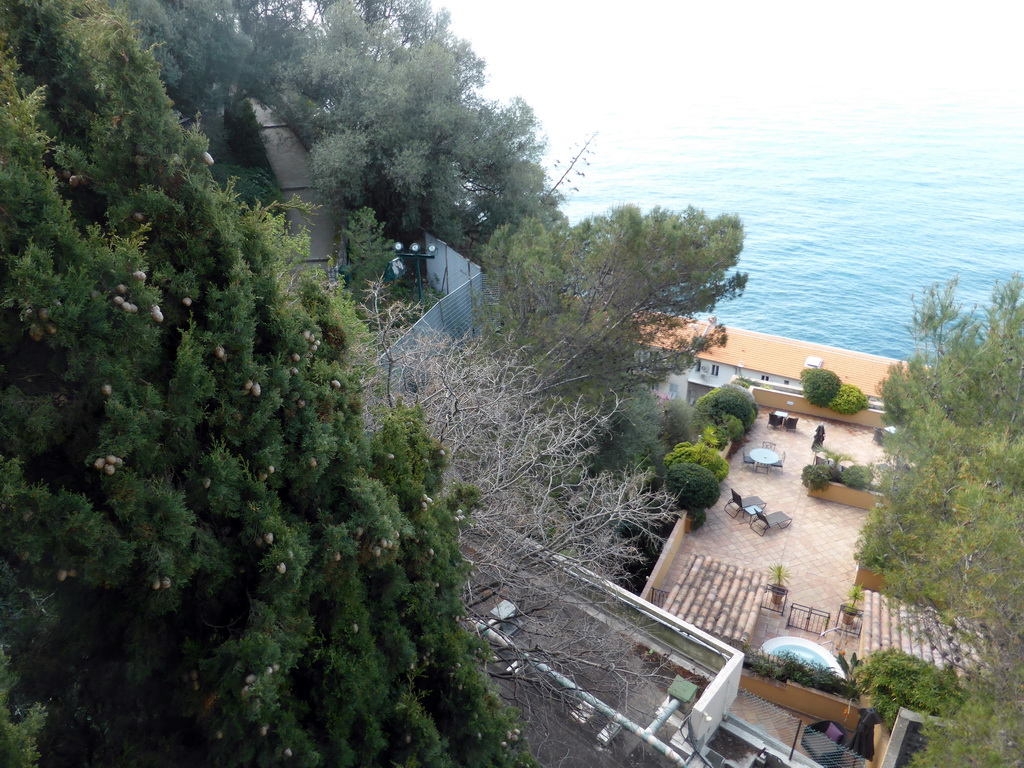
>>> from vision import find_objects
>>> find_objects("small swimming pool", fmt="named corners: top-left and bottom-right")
top-left (761, 636), bottom-right (845, 677)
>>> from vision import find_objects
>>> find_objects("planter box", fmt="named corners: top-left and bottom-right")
top-left (751, 387), bottom-right (886, 429)
top-left (808, 481), bottom-right (878, 510)
top-left (741, 671), bottom-right (861, 728)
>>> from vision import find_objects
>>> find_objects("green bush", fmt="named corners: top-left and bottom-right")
top-left (722, 414), bottom-right (745, 443)
top-left (744, 649), bottom-right (846, 696)
top-left (801, 463), bottom-right (834, 491)
top-left (841, 464), bottom-right (874, 490)
top-left (829, 383), bottom-right (869, 414)
top-left (860, 649), bottom-right (965, 730)
top-left (695, 386), bottom-right (757, 429)
top-left (664, 441), bottom-right (729, 482)
top-left (665, 462), bottom-right (721, 512)
top-left (659, 399), bottom-right (699, 451)
top-left (686, 507), bottom-right (707, 531)
top-left (801, 368), bottom-right (842, 407)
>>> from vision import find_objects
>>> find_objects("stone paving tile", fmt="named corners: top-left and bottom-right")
top-left (666, 407), bottom-right (884, 652)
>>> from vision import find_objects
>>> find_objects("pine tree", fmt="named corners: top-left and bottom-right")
top-left (0, 1), bottom-right (530, 765)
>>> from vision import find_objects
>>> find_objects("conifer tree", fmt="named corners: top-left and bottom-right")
top-left (0, 1), bottom-right (529, 765)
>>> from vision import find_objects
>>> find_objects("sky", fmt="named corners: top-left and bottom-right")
top-left (432, 0), bottom-right (1024, 165)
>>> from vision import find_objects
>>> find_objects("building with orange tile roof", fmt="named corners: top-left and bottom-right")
top-left (653, 319), bottom-right (902, 405)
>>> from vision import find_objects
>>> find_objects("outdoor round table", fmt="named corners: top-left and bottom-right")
top-left (748, 448), bottom-right (779, 472)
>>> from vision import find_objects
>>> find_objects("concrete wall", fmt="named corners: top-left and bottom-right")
top-left (643, 515), bottom-right (688, 598)
top-left (424, 233), bottom-right (480, 295)
top-left (741, 672), bottom-right (862, 730)
top-left (753, 388), bottom-right (886, 429)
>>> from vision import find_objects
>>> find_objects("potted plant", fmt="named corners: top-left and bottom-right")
top-left (767, 563), bottom-right (791, 605)
top-left (840, 584), bottom-right (865, 625)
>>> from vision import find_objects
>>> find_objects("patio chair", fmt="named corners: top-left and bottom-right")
top-left (726, 488), bottom-right (765, 518)
top-left (742, 449), bottom-right (756, 469)
top-left (770, 450), bottom-right (786, 471)
top-left (767, 413), bottom-right (783, 429)
top-left (761, 440), bottom-right (776, 450)
top-left (751, 509), bottom-right (792, 536)
top-left (784, 416), bottom-right (799, 431)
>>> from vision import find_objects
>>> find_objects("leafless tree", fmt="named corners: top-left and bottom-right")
top-left (360, 285), bottom-right (679, 724)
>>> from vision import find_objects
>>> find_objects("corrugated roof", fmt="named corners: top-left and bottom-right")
top-left (656, 321), bottom-right (902, 397)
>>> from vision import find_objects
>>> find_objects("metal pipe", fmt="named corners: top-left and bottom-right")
top-left (475, 623), bottom-right (690, 766)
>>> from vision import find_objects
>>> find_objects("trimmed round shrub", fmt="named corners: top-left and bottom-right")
top-left (841, 464), bottom-right (874, 490)
top-left (664, 441), bottom-right (729, 481)
top-left (829, 383), bottom-right (869, 414)
top-left (801, 368), bottom-right (842, 407)
top-left (801, 463), bottom-right (834, 492)
top-left (859, 649), bottom-right (965, 729)
top-left (695, 386), bottom-right (757, 429)
top-left (665, 462), bottom-right (721, 512)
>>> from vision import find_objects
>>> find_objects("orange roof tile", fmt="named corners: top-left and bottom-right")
top-left (656, 321), bottom-right (902, 397)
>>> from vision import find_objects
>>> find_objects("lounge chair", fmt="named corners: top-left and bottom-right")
top-left (726, 488), bottom-right (765, 519)
top-left (751, 509), bottom-right (792, 536)
top-left (784, 416), bottom-right (799, 431)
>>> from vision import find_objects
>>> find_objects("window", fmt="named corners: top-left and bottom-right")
top-left (669, 383), bottom-right (679, 399)
top-left (761, 375), bottom-right (770, 382)
top-left (710, 364), bottom-right (720, 377)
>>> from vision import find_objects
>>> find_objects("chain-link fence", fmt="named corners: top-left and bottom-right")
top-left (725, 690), bottom-right (865, 768)
top-left (388, 273), bottom-right (485, 358)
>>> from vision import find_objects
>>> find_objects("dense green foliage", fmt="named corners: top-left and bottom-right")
top-left (859, 278), bottom-right (1024, 766)
top-left (801, 464), bottom-right (834, 491)
top-left (695, 385), bottom-right (757, 429)
top-left (859, 650), bottom-right (964, 730)
top-left (664, 441), bottom-right (729, 482)
top-left (799, 368), bottom-right (842, 407)
top-left (664, 463), bottom-right (720, 513)
top-left (284, 0), bottom-right (550, 244)
top-left (839, 464), bottom-right (873, 490)
top-left (744, 650), bottom-right (846, 697)
top-left (591, 390), bottom-right (664, 473)
top-left (0, 3), bottom-right (528, 765)
top-left (482, 206), bottom-right (746, 400)
top-left (828, 382), bottom-right (868, 414)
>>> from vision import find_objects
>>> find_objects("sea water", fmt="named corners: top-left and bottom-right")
top-left (558, 93), bottom-right (1024, 360)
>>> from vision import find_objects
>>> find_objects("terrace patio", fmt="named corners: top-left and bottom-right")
top-left (654, 407), bottom-right (887, 654)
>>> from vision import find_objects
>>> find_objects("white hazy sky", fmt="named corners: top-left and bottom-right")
top-left (433, 0), bottom-right (1024, 159)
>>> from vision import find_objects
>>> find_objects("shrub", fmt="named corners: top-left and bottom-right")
top-left (744, 649), bottom-right (846, 696)
top-left (829, 383), bottom-right (869, 414)
top-left (665, 462), bottom-right (721, 512)
top-left (801, 368), bottom-right (842, 407)
top-left (801, 463), bottom-right (834, 492)
top-left (859, 649), bottom-right (965, 730)
top-left (841, 464), bottom-right (874, 490)
top-left (665, 441), bottom-right (729, 482)
top-left (695, 386), bottom-right (757, 429)
top-left (659, 399), bottom-right (699, 452)
top-left (686, 507), bottom-right (708, 531)
top-left (721, 414), bottom-right (745, 443)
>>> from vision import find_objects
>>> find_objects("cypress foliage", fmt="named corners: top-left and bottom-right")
top-left (0, 1), bottom-right (529, 765)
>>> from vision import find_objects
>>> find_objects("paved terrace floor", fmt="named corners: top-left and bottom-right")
top-left (661, 408), bottom-right (886, 652)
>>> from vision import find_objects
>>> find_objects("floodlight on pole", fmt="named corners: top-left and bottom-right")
top-left (391, 241), bottom-right (437, 302)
